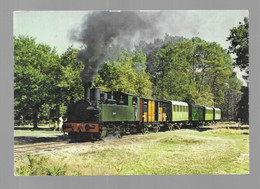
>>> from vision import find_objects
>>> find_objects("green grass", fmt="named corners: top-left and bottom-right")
top-left (14, 129), bottom-right (61, 137)
top-left (14, 128), bottom-right (249, 175)
top-left (15, 154), bottom-right (67, 176)
top-left (14, 125), bottom-right (61, 137)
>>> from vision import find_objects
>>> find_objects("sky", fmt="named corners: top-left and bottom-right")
top-left (13, 10), bottom-right (249, 84)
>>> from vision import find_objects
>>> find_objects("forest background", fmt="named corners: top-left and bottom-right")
top-left (14, 17), bottom-right (249, 128)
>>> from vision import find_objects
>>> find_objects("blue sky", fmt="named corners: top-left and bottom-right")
top-left (13, 10), bottom-right (248, 84)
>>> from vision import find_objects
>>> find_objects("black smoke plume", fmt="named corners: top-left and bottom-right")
top-left (70, 11), bottom-right (158, 85)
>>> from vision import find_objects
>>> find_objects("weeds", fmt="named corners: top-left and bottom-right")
top-left (15, 154), bottom-right (67, 176)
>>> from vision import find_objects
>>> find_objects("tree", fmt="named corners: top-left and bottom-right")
top-left (14, 36), bottom-right (61, 128)
top-left (144, 37), bottom-right (239, 110)
top-left (153, 41), bottom-right (193, 101)
top-left (135, 34), bottom-right (184, 84)
top-left (227, 17), bottom-right (249, 71)
top-left (227, 17), bottom-right (249, 123)
top-left (58, 47), bottom-right (84, 104)
top-left (237, 86), bottom-right (249, 124)
top-left (221, 73), bottom-right (243, 121)
top-left (94, 50), bottom-right (153, 98)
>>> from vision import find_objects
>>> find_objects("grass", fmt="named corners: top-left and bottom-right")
top-left (14, 125), bottom-right (61, 137)
top-left (14, 129), bottom-right (61, 137)
top-left (15, 154), bottom-right (67, 176)
top-left (14, 128), bottom-right (249, 175)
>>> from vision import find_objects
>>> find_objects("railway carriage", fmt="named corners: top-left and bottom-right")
top-left (189, 104), bottom-right (204, 126)
top-left (139, 98), bottom-right (168, 132)
top-left (213, 108), bottom-right (221, 122)
top-left (168, 101), bottom-right (189, 129)
top-left (204, 106), bottom-right (214, 125)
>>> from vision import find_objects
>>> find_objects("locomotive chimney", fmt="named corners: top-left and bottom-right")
top-left (84, 81), bottom-right (92, 101)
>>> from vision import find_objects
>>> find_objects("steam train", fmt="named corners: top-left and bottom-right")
top-left (62, 82), bottom-right (221, 141)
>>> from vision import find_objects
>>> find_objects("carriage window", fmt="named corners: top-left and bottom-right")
top-left (177, 106), bottom-right (179, 112)
top-left (104, 92), bottom-right (128, 105)
top-left (143, 100), bottom-right (148, 112)
top-left (118, 95), bottom-right (125, 105)
top-left (132, 97), bottom-right (137, 106)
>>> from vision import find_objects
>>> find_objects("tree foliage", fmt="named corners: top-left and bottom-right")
top-left (58, 47), bottom-right (84, 104)
top-left (136, 34), bottom-right (184, 84)
top-left (142, 37), bottom-right (238, 109)
top-left (14, 36), bottom-right (61, 128)
top-left (14, 32), bottom-right (245, 125)
top-left (153, 41), bottom-right (192, 101)
top-left (237, 86), bottom-right (249, 124)
top-left (94, 50), bottom-right (153, 98)
top-left (227, 17), bottom-right (249, 71)
top-left (14, 37), bottom-right (84, 127)
top-left (227, 17), bottom-right (249, 123)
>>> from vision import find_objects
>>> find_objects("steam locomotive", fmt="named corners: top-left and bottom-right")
top-left (62, 82), bottom-right (221, 141)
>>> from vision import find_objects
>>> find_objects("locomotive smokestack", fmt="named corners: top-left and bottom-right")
top-left (84, 81), bottom-right (92, 101)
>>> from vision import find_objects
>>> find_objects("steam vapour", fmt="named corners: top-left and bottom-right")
top-left (71, 11), bottom-right (158, 85)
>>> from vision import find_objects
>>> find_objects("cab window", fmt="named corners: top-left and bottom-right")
top-left (132, 97), bottom-right (137, 106)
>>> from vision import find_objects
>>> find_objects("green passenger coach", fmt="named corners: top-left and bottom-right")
top-left (169, 101), bottom-right (189, 122)
top-left (214, 108), bottom-right (221, 121)
top-left (189, 104), bottom-right (204, 126)
top-left (204, 106), bottom-right (214, 122)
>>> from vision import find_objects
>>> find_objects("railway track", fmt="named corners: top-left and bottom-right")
top-left (14, 133), bottom-right (142, 155)
top-left (14, 141), bottom-right (88, 154)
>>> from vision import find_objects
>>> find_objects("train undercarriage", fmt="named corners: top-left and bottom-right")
top-left (64, 120), bottom-right (215, 142)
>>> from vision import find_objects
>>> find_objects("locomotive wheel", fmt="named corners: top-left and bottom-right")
top-left (95, 132), bottom-right (102, 140)
top-left (168, 125), bottom-right (173, 131)
top-left (142, 127), bottom-right (149, 134)
top-left (153, 126), bottom-right (159, 133)
top-left (177, 123), bottom-right (183, 130)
